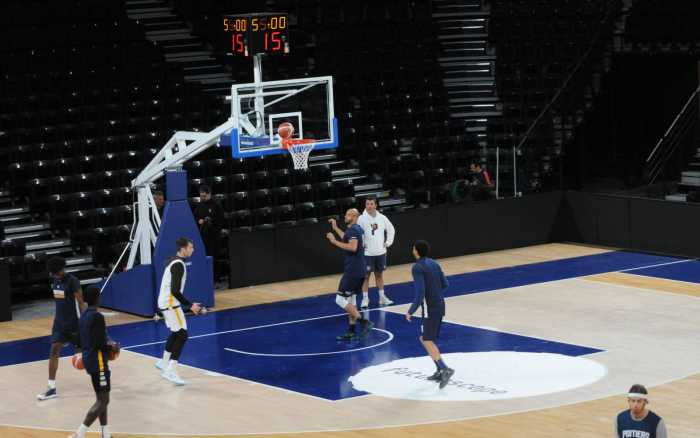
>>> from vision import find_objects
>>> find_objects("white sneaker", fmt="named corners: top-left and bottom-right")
top-left (155, 360), bottom-right (164, 371)
top-left (161, 369), bottom-right (186, 386)
top-left (379, 296), bottom-right (394, 306)
top-left (360, 296), bottom-right (369, 309)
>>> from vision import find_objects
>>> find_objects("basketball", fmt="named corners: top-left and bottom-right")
top-left (278, 122), bottom-right (295, 139)
top-left (108, 341), bottom-right (121, 361)
top-left (71, 354), bottom-right (84, 370)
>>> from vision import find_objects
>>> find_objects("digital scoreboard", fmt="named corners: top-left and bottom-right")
top-left (223, 13), bottom-right (290, 57)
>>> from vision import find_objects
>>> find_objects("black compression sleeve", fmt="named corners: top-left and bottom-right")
top-left (169, 262), bottom-right (191, 308)
top-left (90, 313), bottom-right (111, 354)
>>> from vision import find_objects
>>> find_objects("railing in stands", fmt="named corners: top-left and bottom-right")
top-left (512, 0), bottom-right (621, 192)
top-left (645, 84), bottom-right (700, 185)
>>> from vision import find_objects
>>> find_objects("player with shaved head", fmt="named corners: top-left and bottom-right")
top-left (327, 209), bottom-right (373, 340)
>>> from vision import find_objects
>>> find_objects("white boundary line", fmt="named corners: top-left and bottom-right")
top-left (122, 348), bottom-right (334, 404)
top-left (617, 258), bottom-right (696, 272)
top-left (123, 310), bottom-right (382, 350)
top-left (224, 328), bottom-right (394, 357)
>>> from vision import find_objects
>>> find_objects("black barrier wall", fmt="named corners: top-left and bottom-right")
top-left (561, 191), bottom-right (700, 257)
top-left (229, 190), bottom-right (700, 287)
top-left (0, 263), bottom-right (11, 322)
top-left (229, 192), bottom-right (564, 287)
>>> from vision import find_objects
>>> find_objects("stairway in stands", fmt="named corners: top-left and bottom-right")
top-left (0, 190), bottom-right (103, 294)
top-left (665, 147), bottom-right (700, 202)
top-left (125, 0), bottom-right (232, 95)
top-left (431, 0), bottom-right (501, 140)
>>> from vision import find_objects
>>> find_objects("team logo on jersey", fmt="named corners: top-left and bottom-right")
top-left (349, 352), bottom-right (606, 401)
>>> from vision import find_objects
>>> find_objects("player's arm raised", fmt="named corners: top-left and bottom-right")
top-left (326, 233), bottom-right (358, 252)
top-left (328, 218), bottom-right (345, 239)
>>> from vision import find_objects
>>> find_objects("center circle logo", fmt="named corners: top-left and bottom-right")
top-left (349, 351), bottom-right (607, 401)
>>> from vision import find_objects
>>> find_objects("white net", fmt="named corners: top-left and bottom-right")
top-left (287, 142), bottom-right (315, 170)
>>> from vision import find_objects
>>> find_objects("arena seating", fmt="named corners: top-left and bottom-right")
top-left (0, 0), bottom-right (628, 296)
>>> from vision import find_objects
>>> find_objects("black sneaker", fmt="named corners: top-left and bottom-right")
top-left (359, 319), bottom-right (374, 336)
top-left (439, 367), bottom-right (455, 389)
top-left (37, 387), bottom-right (58, 400)
top-left (336, 331), bottom-right (357, 341)
top-left (427, 370), bottom-right (442, 381)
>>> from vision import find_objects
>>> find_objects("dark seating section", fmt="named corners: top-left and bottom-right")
top-left (0, 0), bottom-right (220, 285)
top-left (3, 0), bottom-right (630, 291)
top-left (488, 0), bottom-right (618, 192)
top-left (625, 0), bottom-right (700, 47)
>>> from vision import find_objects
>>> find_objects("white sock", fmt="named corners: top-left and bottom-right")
top-left (362, 292), bottom-right (369, 300)
top-left (47, 379), bottom-right (56, 389)
top-left (168, 360), bottom-right (178, 371)
top-left (77, 423), bottom-right (88, 438)
top-left (379, 289), bottom-right (386, 298)
top-left (101, 424), bottom-right (111, 438)
top-left (161, 351), bottom-right (171, 363)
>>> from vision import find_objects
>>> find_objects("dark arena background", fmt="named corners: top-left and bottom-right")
top-left (1, 1), bottom-right (700, 437)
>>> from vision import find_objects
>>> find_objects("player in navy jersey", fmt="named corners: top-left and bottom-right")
top-left (406, 240), bottom-right (454, 389)
top-left (327, 208), bottom-right (373, 340)
top-left (69, 285), bottom-right (119, 438)
top-left (37, 256), bottom-right (85, 401)
top-left (615, 384), bottom-right (667, 438)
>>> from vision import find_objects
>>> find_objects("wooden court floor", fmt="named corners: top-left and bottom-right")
top-left (1, 243), bottom-right (699, 437)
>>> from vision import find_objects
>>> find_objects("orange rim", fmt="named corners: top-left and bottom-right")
top-left (281, 138), bottom-right (316, 150)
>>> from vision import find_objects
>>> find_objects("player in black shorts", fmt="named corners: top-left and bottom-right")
top-left (405, 240), bottom-right (454, 388)
top-left (70, 285), bottom-right (119, 438)
top-left (327, 208), bottom-right (373, 340)
top-left (37, 256), bottom-right (85, 401)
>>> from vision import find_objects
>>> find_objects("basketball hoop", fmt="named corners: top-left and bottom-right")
top-left (282, 138), bottom-right (315, 170)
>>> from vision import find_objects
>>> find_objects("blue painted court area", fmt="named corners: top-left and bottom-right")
top-left (0, 250), bottom-right (691, 400)
top-left (129, 311), bottom-right (601, 400)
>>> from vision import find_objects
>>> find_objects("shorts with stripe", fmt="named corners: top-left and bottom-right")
top-left (162, 307), bottom-right (187, 332)
top-left (90, 369), bottom-right (111, 393)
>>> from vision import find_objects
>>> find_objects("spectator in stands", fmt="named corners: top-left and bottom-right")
top-left (470, 162), bottom-right (493, 187)
top-left (470, 162), bottom-right (495, 201)
top-left (153, 190), bottom-right (165, 217)
top-left (193, 185), bottom-right (225, 283)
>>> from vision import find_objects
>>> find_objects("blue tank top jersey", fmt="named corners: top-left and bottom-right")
top-left (617, 409), bottom-right (661, 438)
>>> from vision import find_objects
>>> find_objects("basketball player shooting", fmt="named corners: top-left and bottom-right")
top-left (327, 209), bottom-right (374, 340)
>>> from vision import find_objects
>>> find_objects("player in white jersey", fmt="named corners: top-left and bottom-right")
top-left (357, 196), bottom-right (396, 308)
top-left (154, 237), bottom-right (203, 385)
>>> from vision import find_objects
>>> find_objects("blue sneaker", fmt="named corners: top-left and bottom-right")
top-left (37, 387), bottom-right (57, 400)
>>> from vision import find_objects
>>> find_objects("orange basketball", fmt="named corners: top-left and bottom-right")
top-left (278, 122), bottom-right (294, 139)
top-left (71, 354), bottom-right (84, 370)
top-left (108, 341), bottom-right (120, 361)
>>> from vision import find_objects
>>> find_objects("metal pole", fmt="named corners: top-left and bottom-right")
top-left (495, 147), bottom-right (500, 200)
top-left (513, 147), bottom-right (518, 198)
top-left (253, 54), bottom-right (265, 136)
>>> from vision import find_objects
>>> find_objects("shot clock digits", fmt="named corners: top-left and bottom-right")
top-left (223, 13), bottom-right (290, 57)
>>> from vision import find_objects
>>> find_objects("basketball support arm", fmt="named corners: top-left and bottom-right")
top-left (126, 118), bottom-right (236, 270)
